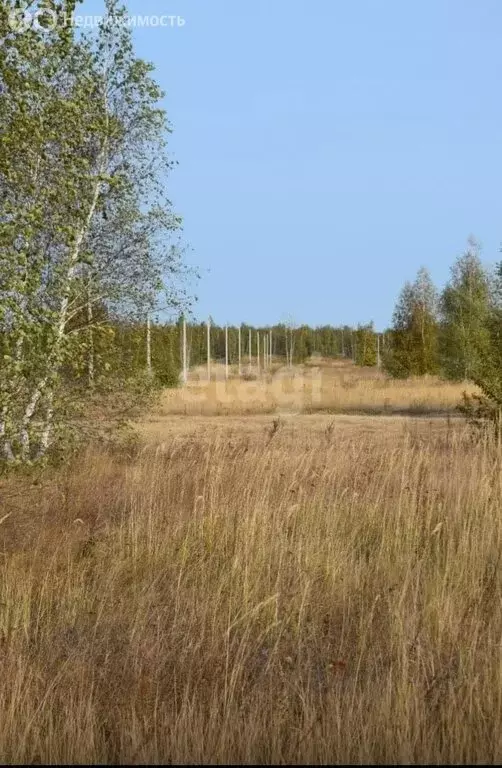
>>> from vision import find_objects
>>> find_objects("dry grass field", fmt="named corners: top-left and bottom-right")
top-left (1, 362), bottom-right (500, 764)
top-left (158, 358), bottom-right (478, 417)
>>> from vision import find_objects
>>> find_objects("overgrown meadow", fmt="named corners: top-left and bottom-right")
top-left (1, 366), bottom-right (501, 764)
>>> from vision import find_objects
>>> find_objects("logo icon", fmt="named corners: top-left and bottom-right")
top-left (8, 9), bottom-right (59, 33)
top-left (8, 10), bottom-right (33, 32)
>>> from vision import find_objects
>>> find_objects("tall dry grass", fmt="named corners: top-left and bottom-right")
top-left (1, 421), bottom-right (502, 763)
top-left (161, 361), bottom-right (478, 417)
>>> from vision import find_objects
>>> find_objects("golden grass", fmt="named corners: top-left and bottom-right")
top-left (160, 360), bottom-right (478, 417)
top-left (1, 415), bottom-right (502, 763)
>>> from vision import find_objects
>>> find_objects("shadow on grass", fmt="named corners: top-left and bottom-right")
top-left (302, 404), bottom-right (463, 418)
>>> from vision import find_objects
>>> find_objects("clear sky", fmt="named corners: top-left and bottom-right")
top-left (80, 0), bottom-right (501, 330)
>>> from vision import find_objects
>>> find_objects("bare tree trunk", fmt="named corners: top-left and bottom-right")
top-left (0, 408), bottom-right (14, 462)
top-left (37, 389), bottom-right (54, 459)
top-left (87, 290), bottom-right (95, 389)
top-left (238, 325), bottom-right (242, 376)
top-left (146, 313), bottom-right (152, 376)
top-left (286, 326), bottom-right (295, 369)
top-left (182, 315), bottom-right (187, 385)
top-left (19, 376), bottom-right (48, 460)
top-left (19, 151), bottom-right (106, 458)
top-left (207, 318), bottom-right (211, 381)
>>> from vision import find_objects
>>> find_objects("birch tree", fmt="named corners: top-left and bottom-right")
top-left (384, 268), bottom-right (439, 378)
top-left (440, 239), bottom-right (491, 381)
top-left (0, 1), bottom-right (186, 461)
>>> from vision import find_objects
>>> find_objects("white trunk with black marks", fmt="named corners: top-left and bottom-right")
top-left (6, 153), bottom-right (42, 460)
top-left (19, 376), bottom-right (48, 459)
top-left (0, 408), bottom-right (14, 462)
top-left (18, 150), bottom-right (106, 459)
top-left (56, 166), bottom-right (105, 346)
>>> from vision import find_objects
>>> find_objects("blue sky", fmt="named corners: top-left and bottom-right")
top-left (80, 1), bottom-right (501, 330)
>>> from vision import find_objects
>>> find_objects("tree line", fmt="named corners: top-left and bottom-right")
top-left (172, 235), bottom-right (502, 382)
top-left (92, 319), bottom-right (364, 383)
top-left (145, 234), bottom-right (502, 385)
top-left (382, 237), bottom-right (502, 387)
top-left (2, 2), bottom-right (500, 464)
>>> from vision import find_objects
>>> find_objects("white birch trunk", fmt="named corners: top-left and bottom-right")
top-left (146, 313), bottom-right (152, 376)
top-left (207, 318), bottom-right (211, 382)
top-left (37, 389), bottom-right (55, 459)
top-left (182, 315), bottom-right (187, 385)
top-left (238, 325), bottom-right (242, 376)
top-left (0, 408), bottom-right (14, 462)
top-left (18, 148), bottom-right (106, 459)
top-left (19, 376), bottom-right (48, 459)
